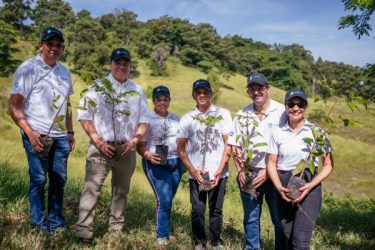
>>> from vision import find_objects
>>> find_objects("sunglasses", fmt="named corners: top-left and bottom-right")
top-left (286, 101), bottom-right (307, 108)
top-left (248, 85), bottom-right (267, 92)
top-left (194, 90), bottom-right (211, 95)
top-left (44, 41), bottom-right (63, 49)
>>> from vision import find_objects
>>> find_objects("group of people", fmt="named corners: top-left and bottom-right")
top-left (8, 27), bottom-right (334, 250)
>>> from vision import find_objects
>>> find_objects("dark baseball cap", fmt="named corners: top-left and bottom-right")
top-left (247, 73), bottom-right (268, 87)
top-left (285, 89), bottom-right (308, 104)
top-left (110, 48), bottom-right (131, 62)
top-left (40, 27), bottom-right (64, 42)
top-left (152, 85), bottom-right (170, 100)
top-left (192, 79), bottom-right (211, 93)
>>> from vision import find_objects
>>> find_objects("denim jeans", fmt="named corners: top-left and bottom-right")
top-left (239, 170), bottom-right (285, 250)
top-left (22, 132), bottom-right (70, 230)
top-left (277, 170), bottom-right (322, 250)
top-left (189, 177), bottom-right (227, 246)
top-left (142, 158), bottom-right (184, 238)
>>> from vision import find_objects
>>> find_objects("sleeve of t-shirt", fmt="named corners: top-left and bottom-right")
top-left (268, 130), bottom-right (279, 155)
top-left (227, 111), bottom-right (241, 146)
top-left (10, 65), bottom-right (34, 98)
top-left (177, 114), bottom-right (189, 139)
top-left (138, 90), bottom-right (151, 124)
top-left (220, 109), bottom-right (232, 135)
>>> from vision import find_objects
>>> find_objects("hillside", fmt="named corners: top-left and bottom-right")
top-left (0, 39), bottom-right (374, 249)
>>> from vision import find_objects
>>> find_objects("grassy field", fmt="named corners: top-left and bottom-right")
top-left (0, 40), bottom-right (374, 249)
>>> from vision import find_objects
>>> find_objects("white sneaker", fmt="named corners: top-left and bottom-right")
top-left (195, 244), bottom-right (205, 250)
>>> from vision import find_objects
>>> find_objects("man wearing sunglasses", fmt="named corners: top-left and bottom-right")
top-left (177, 79), bottom-right (232, 250)
top-left (8, 27), bottom-right (74, 235)
top-left (228, 73), bottom-right (286, 249)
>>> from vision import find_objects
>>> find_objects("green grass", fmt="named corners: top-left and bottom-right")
top-left (0, 39), bottom-right (374, 249)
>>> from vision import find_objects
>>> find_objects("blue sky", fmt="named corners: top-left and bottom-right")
top-left (67, 0), bottom-right (374, 67)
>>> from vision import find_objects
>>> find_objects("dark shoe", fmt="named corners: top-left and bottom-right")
top-left (78, 237), bottom-right (93, 245)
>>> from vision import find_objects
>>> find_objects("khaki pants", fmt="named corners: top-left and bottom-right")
top-left (75, 143), bottom-right (136, 239)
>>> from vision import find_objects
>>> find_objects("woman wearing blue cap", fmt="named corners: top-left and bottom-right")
top-left (137, 85), bottom-right (184, 248)
top-left (266, 89), bottom-right (334, 249)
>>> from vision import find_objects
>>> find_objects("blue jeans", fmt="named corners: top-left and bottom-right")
top-left (142, 158), bottom-right (184, 238)
top-left (239, 171), bottom-right (285, 250)
top-left (22, 132), bottom-right (70, 230)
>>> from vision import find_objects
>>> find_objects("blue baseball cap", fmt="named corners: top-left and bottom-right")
top-left (192, 79), bottom-right (212, 93)
top-left (285, 89), bottom-right (308, 104)
top-left (247, 73), bottom-right (268, 87)
top-left (152, 85), bottom-right (170, 100)
top-left (110, 48), bottom-right (131, 62)
top-left (40, 27), bottom-right (64, 42)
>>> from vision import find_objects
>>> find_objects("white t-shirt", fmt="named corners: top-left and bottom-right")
top-left (11, 54), bottom-right (73, 137)
top-left (268, 120), bottom-right (332, 171)
top-left (178, 104), bottom-right (232, 180)
top-left (228, 99), bottom-right (286, 169)
top-left (77, 73), bottom-right (150, 141)
top-left (141, 111), bottom-right (180, 159)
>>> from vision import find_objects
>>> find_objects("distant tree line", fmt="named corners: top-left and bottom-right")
top-left (0, 0), bottom-right (374, 101)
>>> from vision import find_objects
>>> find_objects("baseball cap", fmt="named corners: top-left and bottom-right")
top-left (110, 48), bottom-right (131, 62)
top-left (192, 79), bottom-right (211, 93)
top-left (152, 85), bottom-right (170, 100)
top-left (284, 89), bottom-right (308, 104)
top-left (40, 27), bottom-right (64, 42)
top-left (247, 73), bottom-right (268, 87)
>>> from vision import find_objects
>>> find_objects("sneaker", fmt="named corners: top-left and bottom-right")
top-left (211, 244), bottom-right (225, 250)
top-left (195, 244), bottom-right (205, 250)
top-left (157, 237), bottom-right (169, 248)
top-left (168, 235), bottom-right (176, 244)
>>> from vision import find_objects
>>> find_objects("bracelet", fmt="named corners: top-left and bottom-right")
top-left (67, 131), bottom-right (75, 135)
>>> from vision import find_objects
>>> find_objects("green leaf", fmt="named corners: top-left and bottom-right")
top-left (87, 98), bottom-right (97, 108)
top-left (235, 134), bottom-right (241, 143)
top-left (309, 158), bottom-right (316, 175)
top-left (246, 150), bottom-right (253, 160)
top-left (76, 106), bottom-right (87, 110)
top-left (293, 160), bottom-right (306, 176)
top-left (253, 142), bottom-right (267, 148)
top-left (57, 122), bottom-right (66, 131)
top-left (80, 88), bottom-right (88, 98)
top-left (54, 115), bottom-right (65, 124)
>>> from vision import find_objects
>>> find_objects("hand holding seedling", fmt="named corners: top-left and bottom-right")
top-left (294, 182), bottom-right (314, 203)
top-left (120, 139), bottom-right (137, 158)
top-left (191, 169), bottom-right (205, 184)
top-left (29, 130), bottom-right (43, 152)
top-left (144, 151), bottom-right (161, 165)
top-left (252, 169), bottom-right (268, 189)
top-left (94, 137), bottom-right (114, 159)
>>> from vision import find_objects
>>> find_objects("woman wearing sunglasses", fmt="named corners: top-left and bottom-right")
top-left (266, 89), bottom-right (334, 249)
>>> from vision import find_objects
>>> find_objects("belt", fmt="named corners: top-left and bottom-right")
top-left (106, 141), bottom-right (126, 144)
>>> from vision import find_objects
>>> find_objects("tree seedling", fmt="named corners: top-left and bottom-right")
top-left (286, 126), bottom-right (331, 199)
top-left (37, 76), bottom-right (79, 159)
top-left (192, 113), bottom-right (223, 191)
top-left (234, 113), bottom-right (267, 197)
top-left (155, 117), bottom-right (170, 165)
top-left (79, 75), bottom-right (139, 160)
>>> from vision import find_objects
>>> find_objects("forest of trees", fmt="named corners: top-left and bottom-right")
top-left (1, 0), bottom-right (374, 101)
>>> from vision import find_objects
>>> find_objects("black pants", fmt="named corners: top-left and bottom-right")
top-left (189, 177), bottom-right (227, 246)
top-left (277, 170), bottom-right (322, 250)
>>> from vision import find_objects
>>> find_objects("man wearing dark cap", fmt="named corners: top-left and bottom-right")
top-left (8, 27), bottom-right (75, 235)
top-left (75, 48), bottom-right (150, 241)
top-left (228, 73), bottom-right (286, 249)
top-left (177, 79), bottom-right (232, 250)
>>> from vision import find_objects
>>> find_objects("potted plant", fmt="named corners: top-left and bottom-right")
top-left (155, 117), bottom-right (169, 165)
top-left (80, 76), bottom-right (139, 160)
top-left (286, 126), bottom-right (331, 199)
top-left (192, 113), bottom-right (223, 191)
top-left (234, 112), bottom-right (267, 197)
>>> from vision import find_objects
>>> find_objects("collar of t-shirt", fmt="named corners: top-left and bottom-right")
top-left (107, 73), bottom-right (129, 90)
top-left (192, 103), bottom-right (218, 115)
top-left (36, 54), bottom-right (61, 71)
top-left (281, 119), bottom-right (313, 134)
top-left (243, 99), bottom-right (280, 122)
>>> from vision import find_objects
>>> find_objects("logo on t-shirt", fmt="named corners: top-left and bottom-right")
top-left (14, 81), bottom-right (19, 88)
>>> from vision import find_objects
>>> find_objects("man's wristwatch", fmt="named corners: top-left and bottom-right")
top-left (67, 131), bottom-right (75, 136)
